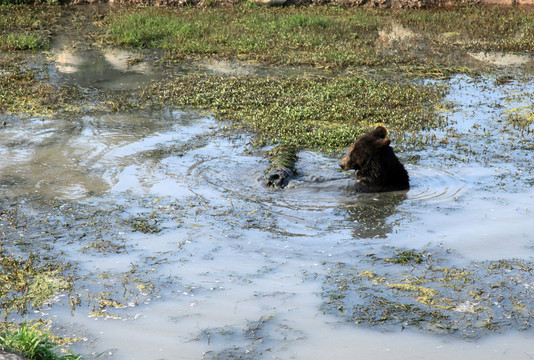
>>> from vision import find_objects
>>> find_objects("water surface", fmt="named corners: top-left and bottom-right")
top-left (1, 51), bottom-right (534, 359)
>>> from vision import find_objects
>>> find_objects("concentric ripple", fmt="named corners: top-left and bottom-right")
top-left (186, 144), bottom-right (466, 212)
top-left (407, 164), bottom-right (465, 202)
top-left (186, 148), bottom-right (366, 212)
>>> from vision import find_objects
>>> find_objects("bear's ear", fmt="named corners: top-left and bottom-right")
top-left (371, 126), bottom-right (387, 139)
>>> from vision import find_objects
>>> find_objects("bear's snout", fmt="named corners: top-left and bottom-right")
top-left (339, 156), bottom-right (349, 171)
top-left (340, 155), bottom-right (361, 171)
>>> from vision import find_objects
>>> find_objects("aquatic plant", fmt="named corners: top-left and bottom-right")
top-left (142, 74), bottom-right (443, 153)
top-left (0, 249), bottom-right (75, 318)
top-left (322, 247), bottom-right (534, 339)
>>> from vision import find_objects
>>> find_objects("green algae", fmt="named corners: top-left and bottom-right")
top-left (129, 213), bottom-right (162, 234)
top-left (265, 144), bottom-right (298, 172)
top-left (387, 249), bottom-right (425, 264)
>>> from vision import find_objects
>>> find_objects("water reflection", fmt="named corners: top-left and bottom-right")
top-left (378, 22), bottom-right (416, 44)
top-left (0, 110), bottom-right (209, 200)
top-left (50, 48), bottom-right (155, 89)
top-left (344, 192), bottom-right (407, 239)
top-left (55, 50), bottom-right (85, 74)
top-left (469, 51), bottom-right (531, 66)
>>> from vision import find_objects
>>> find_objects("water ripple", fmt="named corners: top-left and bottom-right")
top-left (407, 165), bottom-right (465, 202)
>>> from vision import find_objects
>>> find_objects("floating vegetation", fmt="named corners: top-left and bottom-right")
top-left (199, 315), bottom-right (301, 360)
top-left (0, 249), bottom-right (75, 318)
top-left (321, 246), bottom-right (534, 339)
top-left (387, 249), bottom-right (425, 265)
top-left (129, 214), bottom-right (162, 234)
top-left (0, 66), bottom-right (63, 117)
top-left (143, 74), bottom-right (443, 152)
top-left (81, 239), bottom-right (126, 254)
top-left (0, 63), bottom-right (140, 118)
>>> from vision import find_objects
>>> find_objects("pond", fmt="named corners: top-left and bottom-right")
top-left (1, 45), bottom-right (534, 359)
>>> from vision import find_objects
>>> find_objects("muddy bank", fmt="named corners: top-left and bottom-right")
top-left (66, 0), bottom-right (531, 8)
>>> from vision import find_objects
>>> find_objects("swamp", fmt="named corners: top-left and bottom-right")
top-left (1, 2), bottom-right (534, 359)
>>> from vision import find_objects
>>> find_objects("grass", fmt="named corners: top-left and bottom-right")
top-left (0, 32), bottom-right (45, 50)
top-left (0, 5), bottom-right (56, 51)
top-left (103, 5), bottom-right (534, 68)
top-left (2, 4), bottom-right (534, 67)
top-left (0, 323), bottom-right (82, 360)
top-left (142, 74), bottom-right (443, 152)
top-left (0, 4), bottom-right (62, 34)
top-left (106, 10), bottom-right (198, 48)
top-left (104, 6), bottom-right (387, 67)
top-left (396, 6), bottom-right (534, 51)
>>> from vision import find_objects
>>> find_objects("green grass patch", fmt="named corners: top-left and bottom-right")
top-left (0, 323), bottom-right (82, 360)
top-left (142, 74), bottom-right (443, 152)
top-left (104, 5), bottom-right (534, 69)
top-left (106, 9), bottom-right (205, 48)
top-left (0, 32), bottom-right (45, 50)
top-left (104, 7), bottom-right (389, 67)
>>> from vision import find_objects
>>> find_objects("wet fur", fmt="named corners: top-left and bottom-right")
top-left (340, 126), bottom-right (409, 192)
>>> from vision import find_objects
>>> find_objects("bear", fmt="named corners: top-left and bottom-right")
top-left (340, 126), bottom-right (409, 192)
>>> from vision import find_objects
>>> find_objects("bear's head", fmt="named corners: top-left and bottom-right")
top-left (339, 126), bottom-right (391, 171)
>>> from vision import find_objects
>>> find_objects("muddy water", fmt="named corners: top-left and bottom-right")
top-left (2, 50), bottom-right (534, 359)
